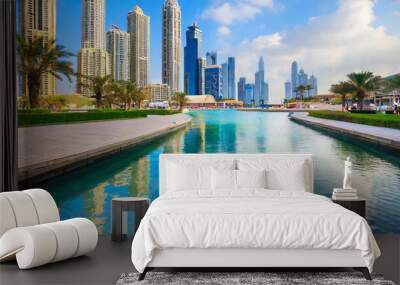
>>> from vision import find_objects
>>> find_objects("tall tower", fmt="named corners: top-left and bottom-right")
top-left (254, 56), bottom-right (268, 105)
top-left (20, 0), bottom-right (57, 96)
top-left (228, 57), bottom-right (236, 100)
top-left (127, 5), bottom-right (150, 87)
top-left (184, 23), bottom-right (202, 95)
top-left (77, 0), bottom-right (110, 96)
top-left (162, 0), bottom-right (182, 93)
top-left (106, 25), bottom-right (130, 81)
top-left (206, 51), bottom-right (217, 66)
top-left (291, 61), bottom-right (298, 98)
top-left (221, 63), bottom-right (229, 99)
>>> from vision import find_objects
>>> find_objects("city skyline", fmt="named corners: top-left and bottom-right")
top-left (52, 0), bottom-right (400, 103)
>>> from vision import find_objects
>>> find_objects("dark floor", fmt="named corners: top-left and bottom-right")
top-left (0, 235), bottom-right (399, 285)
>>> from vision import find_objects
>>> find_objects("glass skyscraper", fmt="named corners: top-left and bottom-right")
top-left (244, 83), bottom-right (255, 106)
top-left (285, 81), bottom-right (292, 99)
top-left (228, 57), bottom-right (236, 100)
top-left (184, 23), bottom-right (202, 95)
top-left (237, 77), bottom-right (246, 103)
top-left (205, 65), bottom-right (222, 99)
top-left (254, 56), bottom-right (268, 106)
top-left (291, 61), bottom-right (298, 98)
top-left (206, 51), bottom-right (217, 66)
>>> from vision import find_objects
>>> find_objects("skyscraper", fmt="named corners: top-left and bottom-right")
top-left (205, 65), bottom-right (222, 99)
top-left (254, 56), bottom-right (268, 106)
top-left (309, 75), bottom-right (318, 97)
top-left (228, 57), bottom-right (236, 100)
top-left (162, 0), bottom-right (182, 93)
top-left (221, 63), bottom-right (229, 99)
top-left (184, 23), bottom-right (202, 95)
top-left (206, 51), bottom-right (217, 66)
top-left (127, 5), bottom-right (150, 87)
top-left (20, 0), bottom-right (56, 96)
top-left (291, 61), bottom-right (298, 98)
top-left (197, 57), bottom-right (206, 95)
top-left (244, 83), bottom-right (255, 106)
top-left (284, 81), bottom-right (292, 99)
top-left (77, 0), bottom-right (110, 96)
top-left (106, 25), bottom-right (130, 81)
top-left (238, 77), bottom-right (246, 102)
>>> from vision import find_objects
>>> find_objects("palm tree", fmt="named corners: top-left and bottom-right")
top-left (294, 85), bottom-right (307, 105)
top-left (174, 92), bottom-right (187, 111)
top-left (78, 74), bottom-right (112, 108)
top-left (346, 71), bottom-right (382, 110)
top-left (17, 35), bottom-right (74, 108)
top-left (330, 81), bottom-right (353, 111)
top-left (304, 84), bottom-right (313, 98)
top-left (132, 87), bottom-right (147, 109)
top-left (103, 80), bottom-right (122, 108)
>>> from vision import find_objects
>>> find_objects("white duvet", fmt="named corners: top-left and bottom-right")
top-left (131, 190), bottom-right (380, 273)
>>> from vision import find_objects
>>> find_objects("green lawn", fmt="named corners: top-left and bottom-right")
top-left (18, 109), bottom-right (180, 127)
top-left (308, 110), bottom-right (400, 130)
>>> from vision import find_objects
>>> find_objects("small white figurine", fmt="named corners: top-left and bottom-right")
top-left (342, 157), bottom-right (352, 190)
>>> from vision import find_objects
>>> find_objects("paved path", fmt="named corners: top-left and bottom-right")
top-left (18, 114), bottom-right (191, 184)
top-left (290, 113), bottom-right (400, 151)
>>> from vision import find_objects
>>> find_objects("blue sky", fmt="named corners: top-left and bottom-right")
top-left (57, 0), bottom-right (400, 102)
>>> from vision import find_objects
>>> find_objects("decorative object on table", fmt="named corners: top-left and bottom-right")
top-left (332, 199), bottom-right (366, 218)
top-left (0, 189), bottom-right (98, 269)
top-left (116, 271), bottom-right (394, 285)
top-left (112, 197), bottom-right (149, 242)
top-left (332, 157), bottom-right (358, 200)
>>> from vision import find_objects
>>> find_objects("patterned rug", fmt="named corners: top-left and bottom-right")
top-left (116, 271), bottom-right (396, 285)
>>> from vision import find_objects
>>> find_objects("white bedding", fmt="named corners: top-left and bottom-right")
top-left (131, 190), bottom-right (380, 273)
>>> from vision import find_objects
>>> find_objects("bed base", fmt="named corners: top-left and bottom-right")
top-left (138, 248), bottom-right (372, 281)
top-left (138, 267), bottom-right (371, 281)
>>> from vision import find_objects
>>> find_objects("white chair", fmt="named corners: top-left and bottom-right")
top-left (0, 189), bottom-right (98, 269)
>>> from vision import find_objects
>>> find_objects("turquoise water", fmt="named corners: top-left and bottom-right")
top-left (40, 110), bottom-right (400, 234)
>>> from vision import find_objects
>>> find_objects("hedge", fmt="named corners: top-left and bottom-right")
top-left (308, 110), bottom-right (400, 130)
top-left (18, 109), bottom-right (180, 127)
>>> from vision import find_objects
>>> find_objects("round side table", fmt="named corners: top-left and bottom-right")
top-left (111, 197), bottom-right (149, 242)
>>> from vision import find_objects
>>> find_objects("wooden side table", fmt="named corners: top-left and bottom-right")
top-left (332, 199), bottom-right (366, 218)
top-left (111, 197), bottom-right (150, 242)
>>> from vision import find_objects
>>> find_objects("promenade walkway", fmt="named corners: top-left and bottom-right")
top-left (290, 113), bottom-right (400, 151)
top-left (18, 113), bottom-right (191, 185)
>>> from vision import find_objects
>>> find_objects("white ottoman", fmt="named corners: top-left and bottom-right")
top-left (0, 189), bottom-right (98, 269)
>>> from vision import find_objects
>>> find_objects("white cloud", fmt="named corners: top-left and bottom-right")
top-left (224, 0), bottom-right (400, 103)
top-left (218, 26), bottom-right (232, 36)
top-left (394, 10), bottom-right (400, 16)
top-left (203, 0), bottom-right (274, 26)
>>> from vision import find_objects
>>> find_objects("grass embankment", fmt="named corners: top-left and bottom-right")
top-left (308, 110), bottom-right (400, 130)
top-left (18, 109), bottom-right (180, 127)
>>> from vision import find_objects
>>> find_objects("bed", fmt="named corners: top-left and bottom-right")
top-left (131, 154), bottom-right (380, 280)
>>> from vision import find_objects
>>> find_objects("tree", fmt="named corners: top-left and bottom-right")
top-left (346, 71), bottom-right (382, 110)
top-left (132, 87), bottom-right (147, 109)
top-left (330, 81), bottom-right (353, 111)
top-left (17, 35), bottom-right (74, 108)
top-left (103, 80), bottom-right (122, 108)
top-left (78, 74), bottom-right (112, 108)
top-left (384, 74), bottom-right (400, 92)
top-left (174, 92), bottom-right (187, 111)
top-left (294, 85), bottom-right (307, 102)
top-left (304, 84), bottom-right (313, 98)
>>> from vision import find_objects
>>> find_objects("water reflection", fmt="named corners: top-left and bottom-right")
top-left (40, 110), bottom-right (400, 234)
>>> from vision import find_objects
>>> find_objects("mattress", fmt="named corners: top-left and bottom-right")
top-left (131, 190), bottom-right (380, 273)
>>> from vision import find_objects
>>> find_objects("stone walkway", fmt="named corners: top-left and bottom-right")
top-left (290, 113), bottom-right (400, 151)
top-left (18, 114), bottom-right (192, 184)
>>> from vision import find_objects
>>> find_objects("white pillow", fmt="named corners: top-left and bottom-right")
top-left (167, 159), bottom-right (236, 192)
top-left (168, 162), bottom-right (210, 191)
top-left (211, 168), bottom-right (237, 191)
top-left (236, 169), bottom-right (267, 189)
top-left (237, 159), bottom-right (308, 191)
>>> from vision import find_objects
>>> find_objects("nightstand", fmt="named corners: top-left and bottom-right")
top-left (111, 197), bottom-right (150, 242)
top-left (332, 199), bottom-right (366, 218)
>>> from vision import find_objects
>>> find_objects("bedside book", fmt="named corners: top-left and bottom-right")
top-left (332, 188), bottom-right (358, 200)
